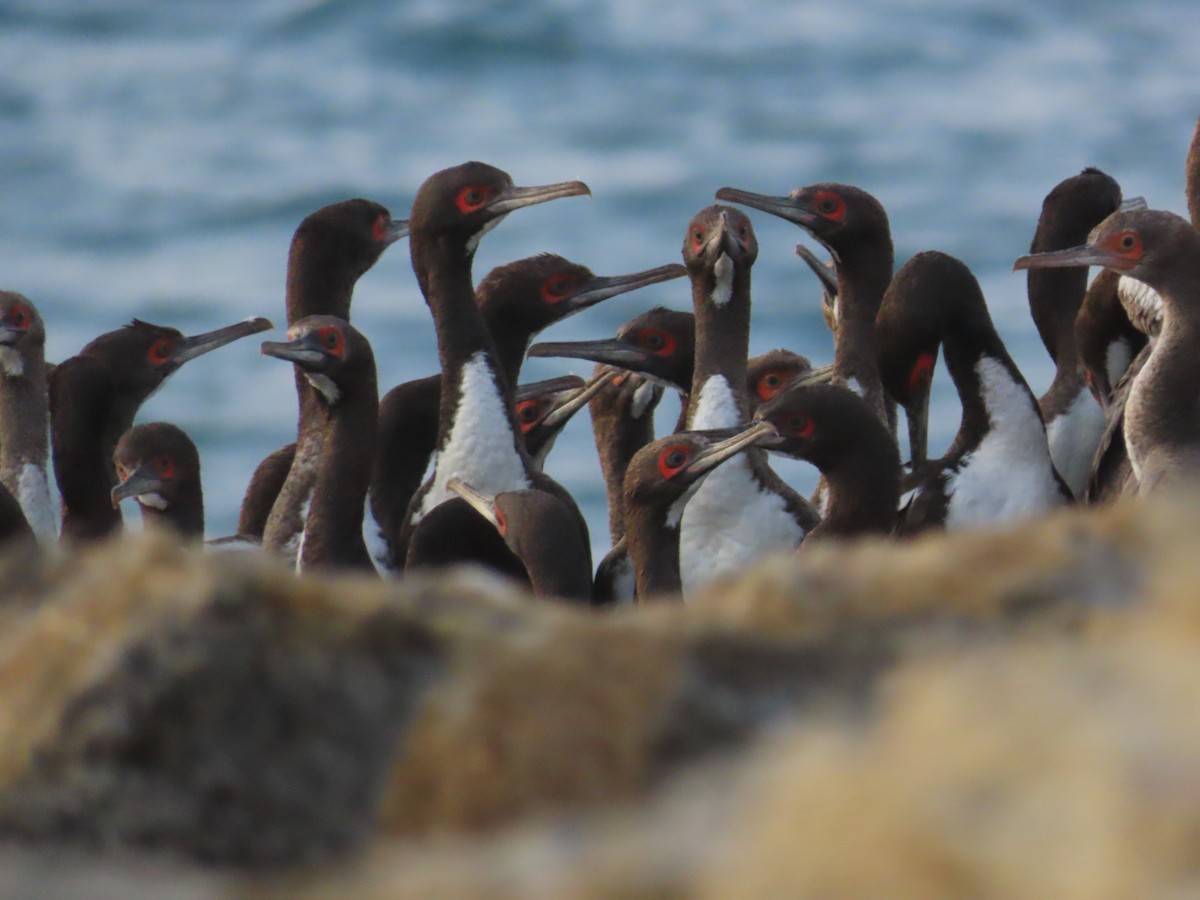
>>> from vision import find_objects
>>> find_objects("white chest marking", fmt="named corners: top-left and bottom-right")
top-left (305, 373), bottom-right (341, 405)
top-left (631, 380), bottom-right (657, 419)
top-left (0, 348), bottom-right (24, 377)
top-left (1105, 339), bottom-right (1134, 389)
top-left (1045, 386), bottom-right (1104, 500)
top-left (711, 253), bottom-right (734, 307)
top-left (680, 375), bottom-right (802, 595)
top-left (293, 494), bottom-right (312, 574)
top-left (16, 463), bottom-right (55, 542)
top-left (417, 353), bottom-right (529, 521)
top-left (945, 357), bottom-right (1064, 527)
top-left (465, 215), bottom-right (505, 257)
top-left (1117, 276), bottom-right (1163, 332)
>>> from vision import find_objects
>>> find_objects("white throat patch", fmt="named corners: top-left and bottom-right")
top-left (137, 492), bottom-right (169, 510)
top-left (465, 215), bottom-right (505, 257)
top-left (711, 253), bottom-right (734, 307)
top-left (305, 373), bottom-right (341, 405)
top-left (0, 347), bottom-right (24, 377)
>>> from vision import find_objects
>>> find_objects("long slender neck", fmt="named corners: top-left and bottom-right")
top-left (414, 236), bottom-right (520, 446)
top-left (1187, 116), bottom-right (1200, 229)
top-left (625, 504), bottom-right (682, 599)
top-left (286, 234), bottom-right (359, 324)
top-left (301, 385), bottom-right (378, 571)
top-left (0, 348), bottom-right (52, 538)
top-left (941, 313), bottom-right (1019, 460)
top-left (480, 300), bottom-right (533, 389)
top-left (688, 266), bottom-right (752, 425)
top-left (812, 445), bottom-right (899, 541)
top-left (832, 239), bottom-right (892, 423)
top-left (590, 379), bottom-right (658, 543)
top-left (50, 357), bottom-right (121, 544)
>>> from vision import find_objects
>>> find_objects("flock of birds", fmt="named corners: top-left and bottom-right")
top-left (1, 117), bottom-right (1199, 605)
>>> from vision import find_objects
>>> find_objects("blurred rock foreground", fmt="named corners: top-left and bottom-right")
top-left (2, 498), bottom-right (1200, 897)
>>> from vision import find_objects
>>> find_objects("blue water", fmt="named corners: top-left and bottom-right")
top-left (3, 1), bottom-right (1199, 556)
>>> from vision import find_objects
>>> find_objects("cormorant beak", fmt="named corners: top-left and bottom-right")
top-left (381, 218), bottom-right (410, 245)
top-left (111, 466), bottom-right (166, 509)
top-left (0, 326), bottom-right (25, 347)
top-left (716, 186), bottom-right (818, 228)
top-left (795, 244), bottom-right (839, 297)
top-left (561, 263), bottom-right (687, 314)
top-left (1013, 244), bottom-right (1135, 272)
top-left (528, 336), bottom-right (654, 371)
top-left (537, 368), bottom-right (617, 430)
top-left (489, 180), bottom-right (591, 216)
top-left (260, 332), bottom-right (327, 369)
top-left (684, 424), bottom-right (775, 476)
top-left (446, 477), bottom-right (501, 530)
top-left (174, 317), bottom-right (275, 365)
top-left (734, 418), bottom-right (786, 452)
top-left (790, 364), bottom-right (837, 387)
top-left (1120, 196), bottom-right (1148, 212)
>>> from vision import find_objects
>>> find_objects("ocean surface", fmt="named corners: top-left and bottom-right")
top-left (3, 0), bottom-right (1200, 558)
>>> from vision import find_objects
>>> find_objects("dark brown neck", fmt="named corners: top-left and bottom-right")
top-left (50, 356), bottom-right (121, 544)
top-left (589, 378), bottom-right (659, 544)
top-left (139, 486), bottom-right (204, 539)
top-left (0, 351), bottom-right (49, 492)
top-left (832, 240), bottom-right (892, 421)
top-left (285, 233), bottom-right (360, 325)
top-left (301, 383), bottom-right (378, 572)
top-left (688, 267), bottom-right (751, 423)
top-left (624, 503), bottom-right (682, 599)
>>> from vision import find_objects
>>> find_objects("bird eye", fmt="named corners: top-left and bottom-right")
top-left (638, 328), bottom-right (676, 356)
top-left (788, 415), bottom-right (815, 438)
top-left (146, 338), bottom-right (173, 365)
top-left (7, 305), bottom-right (29, 329)
top-left (515, 400), bottom-right (541, 431)
top-left (813, 191), bottom-right (846, 222)
top-left (371, 213), bottom-right (390, 242)
top-left (690, 227), bottom-right (706, 252)
top-left (317, 326), bottom-right (344, 356)
top-left (155, 454), bottom-right (175, 478)
top-left (456, 185), bottom-right (492, 214)
top-left (657, 443), bottom-right (690, 478)
top-left (540, 274), bottom-right (575, 303)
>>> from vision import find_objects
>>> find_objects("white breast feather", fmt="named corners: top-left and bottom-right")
top-left (16, 462), bottom-right (55, 542)
top-left (945, 357), bottom-right (1064, 527)
top-left (0, 347), bottom-right (24, 377)
top-left (1045, 385), bottom-right (1103, 500)
top-left (679, 375), bottom-right (802, 595)
top-left (417, 353), bottom-right (529, 520)
top-left (711, 253), bottom-right (734, 307)
top-left (1105, 338), bottom-right (1134, 388)
top-left (305, 373), bottom-right (341, 405)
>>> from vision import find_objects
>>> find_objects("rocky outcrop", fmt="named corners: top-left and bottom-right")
top-left (0, 496), bottom-right (1196, 894)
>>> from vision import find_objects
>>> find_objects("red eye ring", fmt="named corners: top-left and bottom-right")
top-left (147, 338), bottom-right (173, 366)
top-left (540, 274), bottom-right (576, 304)
top-left (7, 305), bottom-right (30, 329)
top-left (756, 370), bottom-right (789, 401)
top-left (456, 185), bottom-right (492, 214)
top-left (788, 415), bottom-right (815, 439)
top-left (637, 328), bottom-right (677, 357)
top-left (907, 351), bottom-right (936, 396)
top-left (371, 213), bottom-right (390, 242)
top-left (515, 400), bottom-right (541, 432)
top-left (658, 443), bottom-right (690, 478)
top-left (317, 326), bottom-right (344, 357)
top-left (155, 454), bottom-right (175, 479)
top-left (812, 190), bottom-right (845, 223)
top-left (494, 504), bottom-right (507, 535)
